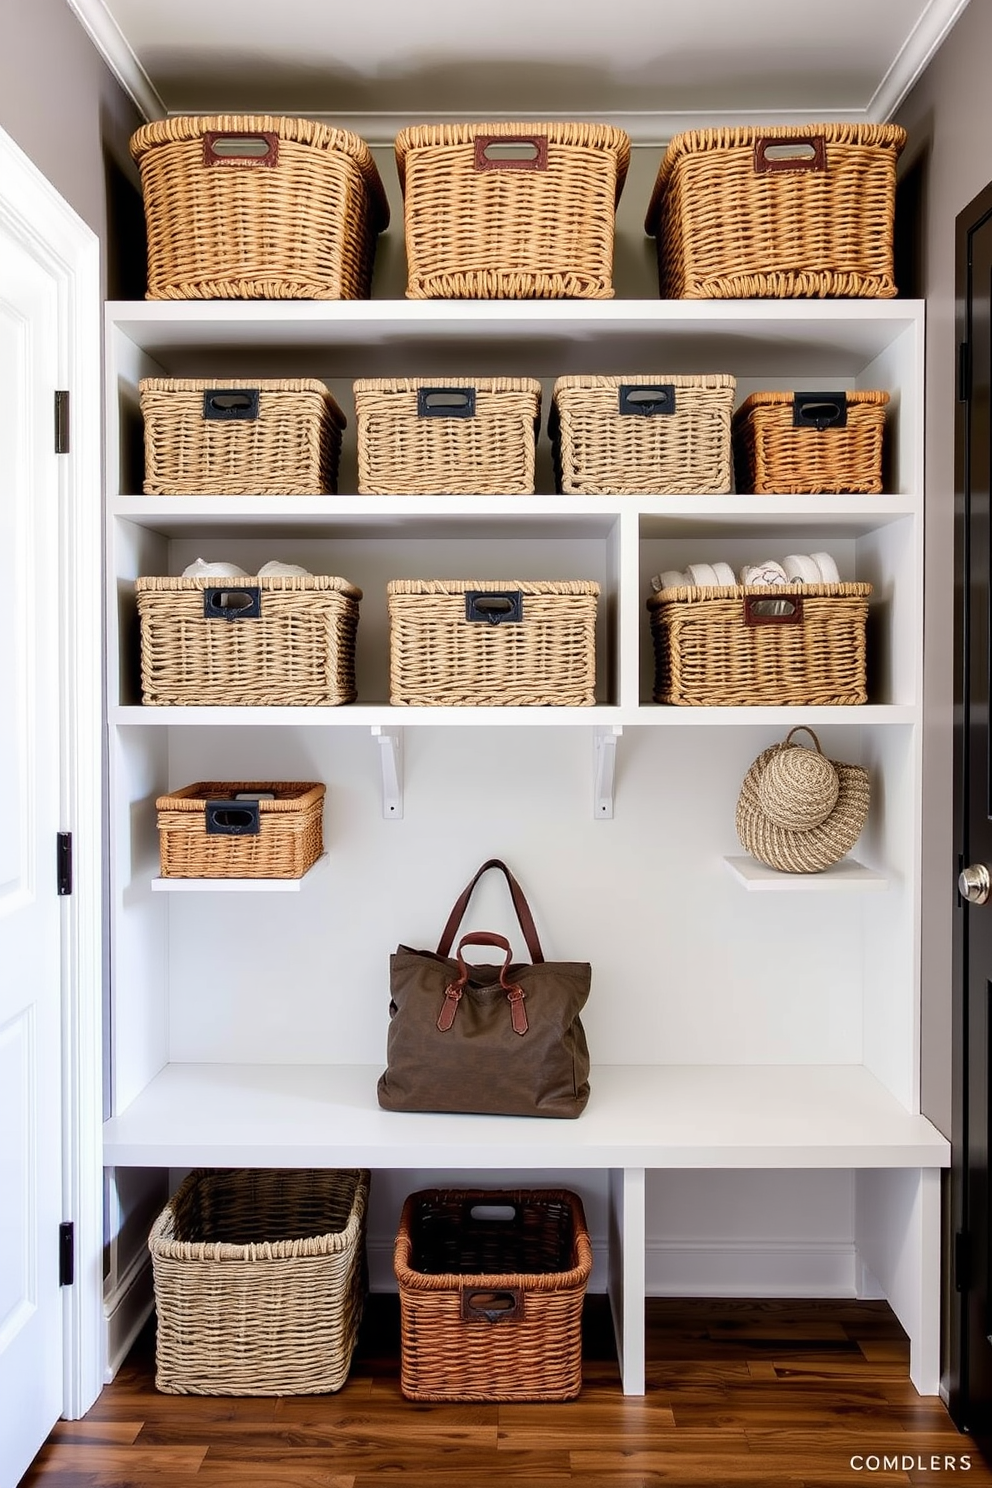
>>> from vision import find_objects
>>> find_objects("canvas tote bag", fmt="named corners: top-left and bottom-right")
top-left (377, 859), bottom-right (591, 1118)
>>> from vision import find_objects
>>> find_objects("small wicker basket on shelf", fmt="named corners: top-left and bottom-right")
top-left (394, 1188), bottom-right (592, 1402)
top-left (155, 781), bottom-right (325, 880)
top-left (130, 114), bottom-right (389, 300)
top-left (149, 1168), bottom-right (369, 1396)
top-left (394, 121), bottom-right (630, 299)
top-left (140, 378), bottom-right (346, 496)
top-left (644, 122), bottom-right (906, 300)
top-left (732, 390), bottom-right (889, 494)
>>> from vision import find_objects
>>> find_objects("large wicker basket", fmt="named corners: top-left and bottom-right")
top-left (394, 1188), bottom-right (592, 1402)
top-left (387, 579), bottom-right (599, 706)
top-left (647, 582), bottom-right (872, 706)
top-left (644, 123), bottom-right (906, 299)
top-left (150, 1168), bottom-right (369, 1395)
top-left (354, 377), bottom-right (542, 495)
top-left (394, 122), bottom-right (630, 299)
top-left (550, 374), bottom-right (736, 494)
top-left (140, 378), bottom-right (346, 496)
top-left (156, 781), bottom-right (325, 879)
top-left (136, 574), bottom-right (362, 706)
top-left (130, 114), bottom-right (389, 300)
top-left (733, 390), bottom-right (889, 494)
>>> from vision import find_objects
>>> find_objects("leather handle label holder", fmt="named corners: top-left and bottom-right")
top-left (436, 858), bottom-right (544, 963)
top-left (203, 131), bottom-right (279, 167)
top-left (753, 136), bottom-right (826, 174)
top-left (437, 932), bottom-right (528, 1035)
top-left (460, 1286), bottom-right (524, 1322)
top-left (473, 136), bottom-right (548, 172)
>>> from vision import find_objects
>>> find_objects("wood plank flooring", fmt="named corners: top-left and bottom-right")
top-left (19, 1297), bottom-right (991, 1487)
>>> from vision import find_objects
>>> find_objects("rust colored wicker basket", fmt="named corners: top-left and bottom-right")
top-left (394, 121), bottom-right (630, 299)
top-left (387, 579), bottom-right (599, 706)
top-left (644, 123), bottom-right (906, 299)
top-left (394, 1188), bottom-right (592, 1402)
top-left (354, 377), bottom-right (542, 495)
top-left (647, 582), bottom-right (871, 706)
top-left (150, 1168), bottom-right (369, 1395)
top-left (733, 390), bottom-right (889, 494)
top-left (140, 378), bottom-right (346, 496)
top-left (130, 114), bottom-right (389, 300)
top-left (136, 574), bottom-right (362, 707)
top-left (550, 374), bottom-right (736, 494)
top-left (156, 781), bottom-right (325, 879)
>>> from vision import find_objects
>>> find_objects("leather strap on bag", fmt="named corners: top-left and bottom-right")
top-left (437, 932), bottom-right (529, 1036)
top-left (436, 859), bottom-right (545, 963)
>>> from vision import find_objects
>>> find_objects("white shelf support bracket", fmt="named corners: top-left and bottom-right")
top-left (594, 725), bottom-right (622, 820)
top-left (371, 726), bottom-right (403, 820)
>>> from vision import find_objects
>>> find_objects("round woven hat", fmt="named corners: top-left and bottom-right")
top-left (735, 727), bottom-right (870, 874)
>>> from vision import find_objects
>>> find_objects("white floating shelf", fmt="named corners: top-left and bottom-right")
top-left (151, 854), bottom-right (328, 892)
top-left (724, 855), bottom-right (888, 890)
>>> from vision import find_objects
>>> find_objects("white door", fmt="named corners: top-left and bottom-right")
top-left (0, 223), bottom-right (66, 1486)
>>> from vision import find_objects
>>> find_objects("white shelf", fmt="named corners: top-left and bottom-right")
top-left (102, 1061), bottom-right (949, 1171)
top-left (111, 704), bottom-right (917, 728)
top-left (150, 854), bottom-right (328, 892)
top-left (724, 855), bottom-right (889, 890)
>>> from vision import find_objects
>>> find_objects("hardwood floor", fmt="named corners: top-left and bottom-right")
top-left (20, 1297), bottom-right (991, 1487)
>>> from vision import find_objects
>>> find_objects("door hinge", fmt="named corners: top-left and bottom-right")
top-left (59, 1222), bottom-right (74, 1286)
top-left (54, 390), bottom-right (70, 453)
top-left (57, 831), bottom-right (72, 896)
top-left (959, 342), bottom-right (971, 403)
top-left (955, 1230), bottom-right (971, 1292)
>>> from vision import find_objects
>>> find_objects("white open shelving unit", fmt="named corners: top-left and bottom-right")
top-left (102, 295), bottom-right (948, 1396)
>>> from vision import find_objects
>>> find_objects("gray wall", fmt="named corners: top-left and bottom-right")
top-left (1, 0), bottom-right (146, 296)
top-left (895, 0), bottom-right (992, 1138)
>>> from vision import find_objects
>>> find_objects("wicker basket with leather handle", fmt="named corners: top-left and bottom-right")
top-left (155, 781), bottom-right (325, 879)
top-left (733, 389), bottom-right (889, 494)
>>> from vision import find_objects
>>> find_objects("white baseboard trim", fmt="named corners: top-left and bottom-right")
top-left (103, 1252), bottom-right (154, 1381)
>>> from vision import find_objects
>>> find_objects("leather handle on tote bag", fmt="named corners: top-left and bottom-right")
top-left (436, 859), bottom-right (544, 962)
top-left (436, 932), bottom-right (529, 1036)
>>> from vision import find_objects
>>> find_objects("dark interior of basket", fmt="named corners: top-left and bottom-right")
top-left (171, 1169), bottom-right (358, 1246)
top-left (410, 1192), bottom-right (576, 1276)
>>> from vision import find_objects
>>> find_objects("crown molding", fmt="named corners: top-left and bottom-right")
top-left (64, 0), bottom-right (166, 121)
top-left (867, 0), bottom-right (972, 119)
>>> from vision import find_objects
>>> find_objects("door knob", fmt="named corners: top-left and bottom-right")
top-left (959, 864), bottom-right (991, 904)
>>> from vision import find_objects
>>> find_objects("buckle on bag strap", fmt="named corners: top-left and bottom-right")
top-left (436, 984), bottom-right (463, 1032)
top-left (506, 985), bottom-right (528, 1036)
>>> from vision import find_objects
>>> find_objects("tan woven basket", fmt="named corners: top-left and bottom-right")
top-left (394, 1188), bottom-right (592, 1402)
top-left (130, 114), bottom-right (389, 300)
top-left (395, 122), bottom-right (630, 299)
top-left (647, 582), bottom-right (871, 706)
top-left (736, 728), bottom-right (871, 874)
top-left (550, 374), bottom-right (736, 494)
top-left (136, 574), bottom-right (362, 706)
top-left (150, 1168), bottom-right (369, 1395)
top-left (387, 579), bottom-right (599, 706)
top-left (156, 781), bottom-right (325, 879)
top-left (140, 379), bottom-right (346, 496)
top-left (733, 390), bottom-right (889, 495)
top-left (354, 378), bottom-right (542, 495)
top-left (644, 123), bottom-right (906, 299)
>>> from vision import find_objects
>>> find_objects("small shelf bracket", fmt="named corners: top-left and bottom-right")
top-left (371, 726), bottom-right (403, 820)
top-left (594, 725), bottom-right (622, 820)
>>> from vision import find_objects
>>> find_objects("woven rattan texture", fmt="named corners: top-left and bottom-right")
top-left (647, 582), bottom-right (871, 706)
top-left (354, 378), bottom-right (542, 494)
top-left (737, 737), bottom-right (871, 874)
top-left (140, 379), bottom-right (346, 495)
top-left (150, 1168), bottom-right (368, 1395)
top-left (130, 115), bottom-right (388, 300)
top-left (136, 575), bottom-right (362, 707)
top-left (387, 579), bottom-right (599, 706)
top-left (394, 122), bottom-right (630, 299)
top-left (733, 391), bottom-right (889, 494)
top-left (551, 374), bottom-right (736, 494)
top-left (644, 123), bottom-right (905, 300)
top-left (155, 781), bottom-right (325, 879)
top-left (394, 1189), bottom-right (592, 1402)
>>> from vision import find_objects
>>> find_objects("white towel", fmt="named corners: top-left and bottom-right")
top-left (258, 560), bottom-right (313, 577)
top-left (741, 560), bottom-right (789, 586)
top-left (181, 558), bottom-right (250, 578)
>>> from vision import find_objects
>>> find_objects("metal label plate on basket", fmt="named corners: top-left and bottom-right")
top-left (203, 388), bottom-right (261, 421)
top-left (203, 587), bottom-right (261, 620)
top-left (204, 800), bottom-right (261, 836)
top-left (465, 591), bottom-right (523, 625)
top-left (792, 391), bottom-right (848, 429)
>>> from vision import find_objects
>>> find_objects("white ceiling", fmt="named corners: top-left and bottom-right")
top-left (67, 0), bottom-right (971, 142)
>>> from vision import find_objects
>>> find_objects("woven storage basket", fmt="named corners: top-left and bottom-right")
top-left (647, 582), bottom-right (871, 706)
top-left (550, 374), bottom-right (736, 494)
top-left (136, 574), bottom-right (362, 706)
top-left (156, 781), bottom-right (325, 879)
top-left (150, 1168), bottom-right (369, 1395)
top-left (733, 390), bottom-right (889, 495)
top-left (140, 379), bottom-right (346, 496)
top-left (354, 378), bottom-right (542, 495)
top-left (394, 1188), bottom-right (592, 1402)
top-left (644, 122), bottom-right (906, 299)
top-left (387, 579), bottom-right (599, 706)
top-left (130, 114), bottom-right (389, 300)
top-left (394, 122), bottom-right (630, 299)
